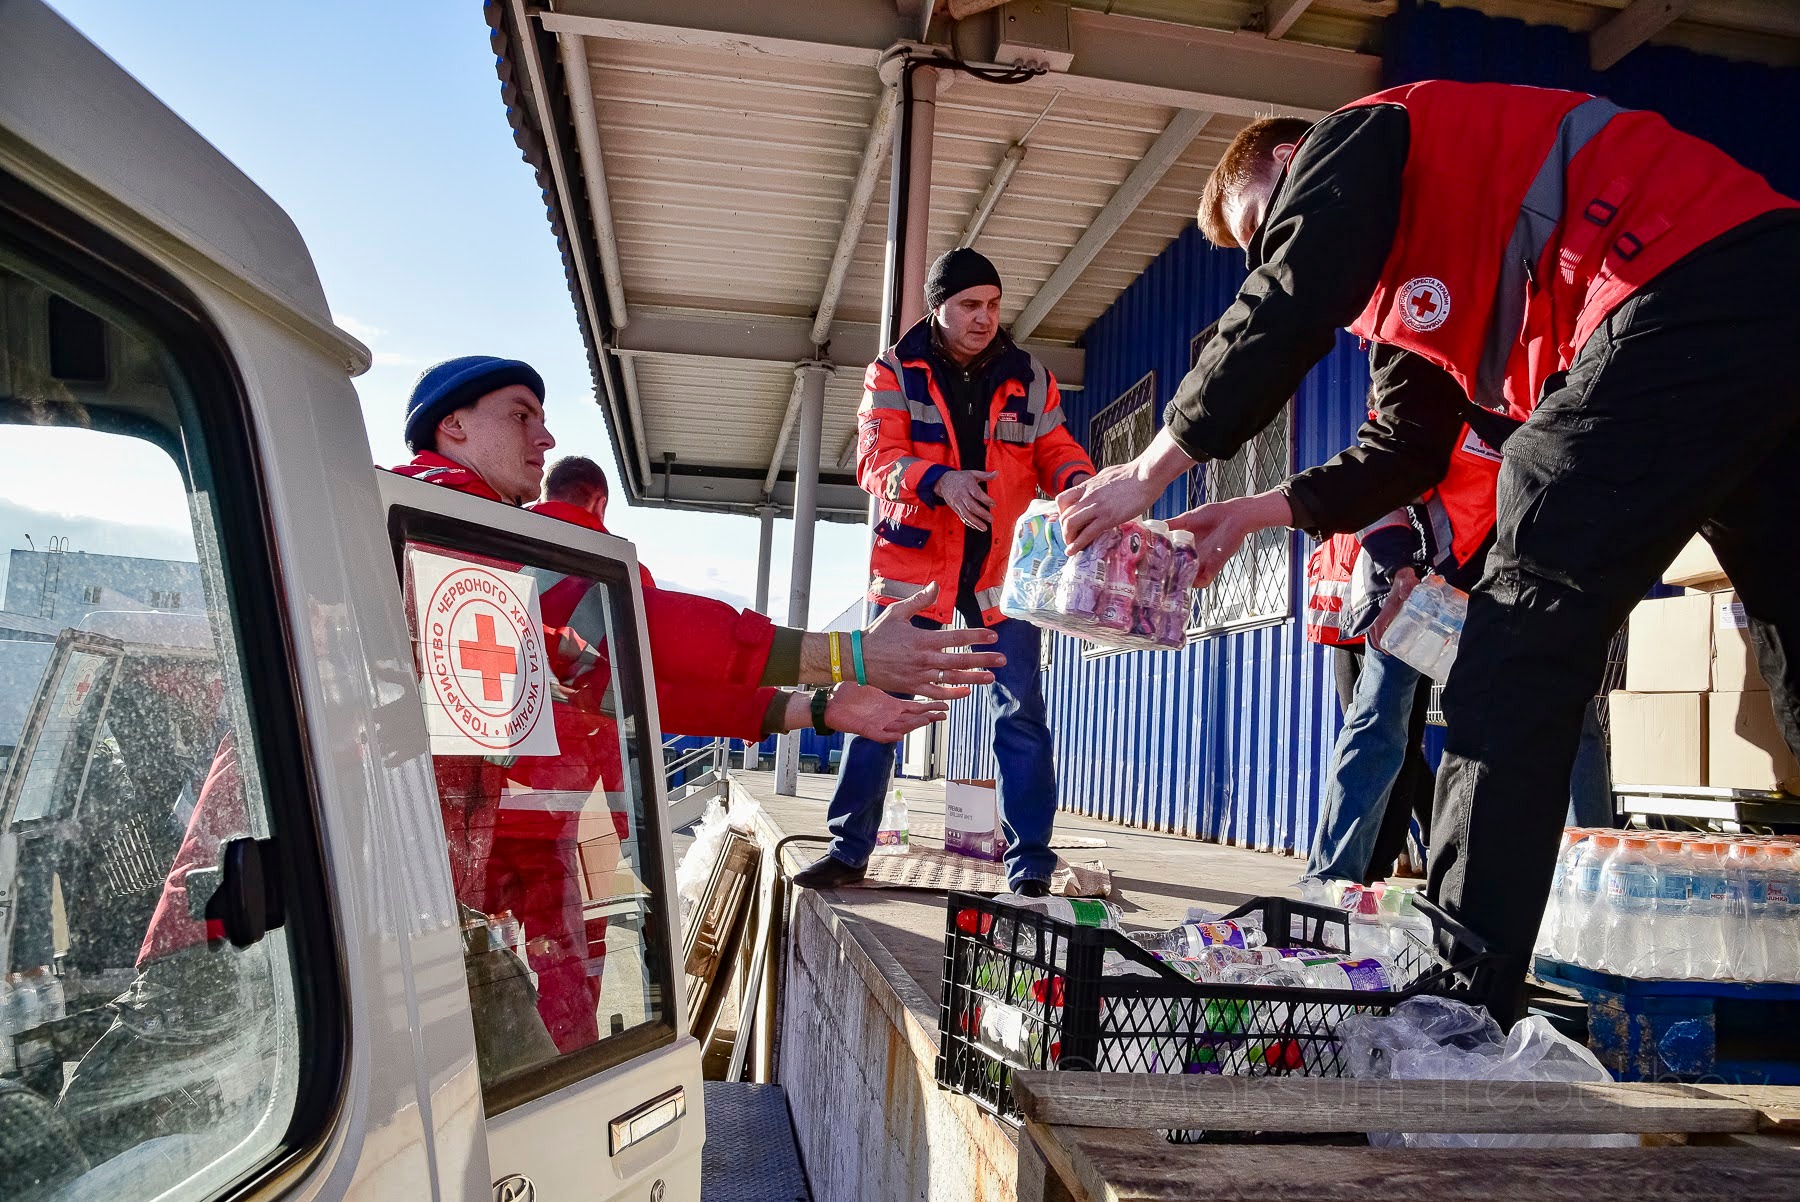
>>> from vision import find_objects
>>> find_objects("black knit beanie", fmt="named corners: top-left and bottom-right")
top-left (924, 247), bottom-right (1002, 311)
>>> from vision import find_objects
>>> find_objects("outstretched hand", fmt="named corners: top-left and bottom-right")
top-left (825, 683), bottom-right (949, 741)
top-left (1169, 500), bottom-right (1257, 589)
top-left (1055, 463), bottom-right (1160, 552)
top-left (861, 582), bottom-right (1004, 699)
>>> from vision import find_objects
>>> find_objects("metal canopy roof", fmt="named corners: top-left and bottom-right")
top-left (495, 0), bottom-right (1799, 522)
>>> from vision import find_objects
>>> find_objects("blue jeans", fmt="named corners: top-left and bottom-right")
top-left (823, 611), bottom-right (1058, 888)
top-left (1309, 649), bottom-right (1614, 882)
top-left (1308, 646), bottom-right (1421, 882)
top-left (1566, 700), bottom-right (1614, 827)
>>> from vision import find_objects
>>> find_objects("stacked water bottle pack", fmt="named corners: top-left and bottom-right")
top-left (1535, 827), bottom-right (1800, 982)
top-left (999, 499), bottom-right (1200, 651)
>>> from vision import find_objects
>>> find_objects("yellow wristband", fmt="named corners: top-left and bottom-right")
top-left (828, 631), bottom-right (844, 684)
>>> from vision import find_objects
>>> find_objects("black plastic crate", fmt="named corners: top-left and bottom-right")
top-left (935, 892), bottom-right (1496, 1123)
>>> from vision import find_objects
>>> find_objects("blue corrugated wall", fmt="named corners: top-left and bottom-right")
top-left (947, 225), bottom-right (1367, 853)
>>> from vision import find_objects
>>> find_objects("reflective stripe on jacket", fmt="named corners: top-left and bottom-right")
top-left (859, 319), bottom-right (1095, 625)
top-left (1304, 532), bottom-right (1363, 647)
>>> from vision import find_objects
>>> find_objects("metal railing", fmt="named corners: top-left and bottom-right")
top-left (663, 736), bottom-right (731, 829)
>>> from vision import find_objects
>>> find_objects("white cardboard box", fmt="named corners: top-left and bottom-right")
top-left (1711, 591), bottom-right (1767, 692)
top-left (1624, 593), bottom-right (1714, 693)
top-left (1662, 534), bottom-right (1730, 591)
top-left (1608, 690), bottom-right (1707, 787)
top-left (944, 778), bottom-right (1006, 862)
top-left (1708, 691), bottom-right (1800, 794)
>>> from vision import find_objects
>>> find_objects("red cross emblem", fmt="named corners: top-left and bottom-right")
top-left (457, 612), bottom-right (518, 702)
top-left (1398, 276), bottom-right (1450, 332)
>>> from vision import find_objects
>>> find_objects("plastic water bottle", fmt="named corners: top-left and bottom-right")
top-left (1375, 574), bottom-right (1468, 682)
top-left (1537, 830), bottom-right (1582, 960)
top-left (1570, 834), bottom-right (1619, 969)
top-left (1763, 845), bottom-right (1800, 983)
top-left (1298, 955), bottom-right (1404, 992)
top-left (993, 893), bottom-right (1119, 928)
top-left (1730, 842), bottom-right (1777, 983)
top-left (1645, 838), bottom-right (1694, 980)
top-left (873, 788), bottom-right (910, 855)
top-left (1602, 837), bottom-right (1657, 976)
top-left (1687, 841), bottom-right (1732, 981)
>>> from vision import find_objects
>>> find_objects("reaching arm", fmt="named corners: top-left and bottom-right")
top-left (1163, 105), bottom-right (1410, 464)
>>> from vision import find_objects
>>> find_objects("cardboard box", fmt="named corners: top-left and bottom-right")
top-left (1708, 691), bottom-right (1800, 794)
top-left (944, 778), bottom-right (1007, 862)
top-left (1662, 534), bottom-right (1731, 591)
top-left (1624, 593), bottom-right (1714, 693)
top-left (1608, 691), bottom-right (1707, 787)
top-left (1710, 591), bottom-right (1767, 692)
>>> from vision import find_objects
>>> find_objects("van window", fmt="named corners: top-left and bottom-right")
top-left (388, 516), bottom-right (675, 1113)
top-left (0, 223), bottom-right (324, 1200)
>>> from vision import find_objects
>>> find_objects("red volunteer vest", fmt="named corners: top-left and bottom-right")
top-left (1421, 423), bottom-right (1503, 571)
top-left (1341, 81), bottom-right (1795, 419)
top-left (1304, 532), bottom-right (1362, 647)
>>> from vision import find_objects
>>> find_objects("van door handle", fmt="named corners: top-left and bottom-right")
top-left (608, 1085), bottom-right (686, 1156)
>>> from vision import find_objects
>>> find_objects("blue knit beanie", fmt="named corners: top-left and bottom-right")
top-left (404, 356), bottom-right (546, 451)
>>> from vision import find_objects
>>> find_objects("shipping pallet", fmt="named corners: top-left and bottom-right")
top-left (1013, 1072), bottom-right (1800, 1202)
top-left (1534, 957), bottom-right (1800, 1085)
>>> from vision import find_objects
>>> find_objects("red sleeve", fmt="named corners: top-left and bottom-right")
top-left (642, 584), bottom-right (780, 740)
top-left (643, 584), bottom-right (774, 690)
top-left (657, 681), bottom-right (778, 742)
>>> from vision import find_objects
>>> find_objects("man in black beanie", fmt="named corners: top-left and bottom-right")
top-left (792, 249), bottom-right (1097, 896)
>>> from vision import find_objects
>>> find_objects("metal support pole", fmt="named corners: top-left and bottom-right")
top-left (774, 360), bottom-right (832, 795)
top-left (754, 504), bottom-right (776, 616)
top-left (744, 503), bottom-right (777, 770)
top-left (868, 57), bottom-right (938, 621)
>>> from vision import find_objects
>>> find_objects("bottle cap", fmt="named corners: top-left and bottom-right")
top-left (1655, 839), bottom-right (1685, 855)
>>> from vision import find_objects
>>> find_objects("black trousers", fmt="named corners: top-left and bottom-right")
top-left (1430, 213), bottom-right (1800, 1021)
top-left (1332, 644), bottom-right (1434, 883)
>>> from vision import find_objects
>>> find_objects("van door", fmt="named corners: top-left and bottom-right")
top-left (378, 472), bottom-right (702, 1202)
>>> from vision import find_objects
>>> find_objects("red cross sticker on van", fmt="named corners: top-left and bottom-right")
top-left (457, 613), bottom-right (518, 702)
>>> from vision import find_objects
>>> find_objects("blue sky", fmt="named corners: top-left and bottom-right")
top-left (38, 0), bottom-right (872, 625)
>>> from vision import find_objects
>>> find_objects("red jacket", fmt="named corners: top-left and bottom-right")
top-left (858, 320), bottom-right (1095, 624)
top-left (391, 453), bottom-right (778, 740)
top-left (1340, 81), bottom-right (1795, 419)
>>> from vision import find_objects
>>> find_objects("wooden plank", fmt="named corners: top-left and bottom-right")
top-left (1017, 1119), bottom-right (1086, 1202)
top-left (1011, 1073), bottom-right (1763, 1135)
top-left (1058, 1135), bottom-right (1800, 1202)
top-left (1590, 0), bottom-right (1696, 71)
top-left (1686, 1084), bottom-right (1800, 1131)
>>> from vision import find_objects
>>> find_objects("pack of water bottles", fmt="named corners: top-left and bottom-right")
top-left (1376, 573), bottom-right (1468, 682)
top-left (999, 499), bottom-right (1200, 651)
top-left (935, 889), bottom-right (1495, 1122)
top-left (1534, 827), bottom-right (1800, 982)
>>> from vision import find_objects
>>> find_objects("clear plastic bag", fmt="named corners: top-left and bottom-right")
top-left (999, 500), bottom-right (1199, 651)
top-left (1340, 998), bottom-right (1636, 1149)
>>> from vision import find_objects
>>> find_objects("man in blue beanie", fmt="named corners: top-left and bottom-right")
top-left (398, 354), bottom-right (552, 505)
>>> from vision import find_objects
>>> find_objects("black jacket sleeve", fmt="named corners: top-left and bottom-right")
top-left (1284, 345), bottom-right (1469, 537)
top-left (1163, 104), bottom-right (1410, 463)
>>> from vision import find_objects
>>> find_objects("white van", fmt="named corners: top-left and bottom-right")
top-left (0, 4), bottom-right (702, 1200)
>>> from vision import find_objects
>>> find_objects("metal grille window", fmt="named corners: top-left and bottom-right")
top-left (1185, 419), bottom-right (1293, 635)
top-left (1088, 371), bottom-right (1156, 471)
top-left (1183, 326), bottom-right (1294, 637)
